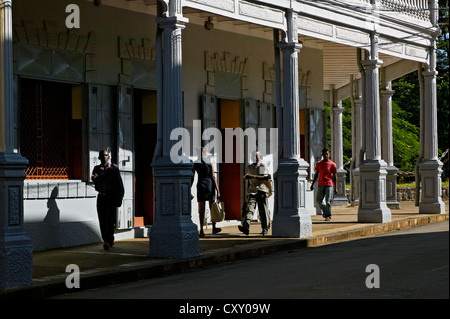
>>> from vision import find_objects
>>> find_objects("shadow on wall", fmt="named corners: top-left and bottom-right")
top-left (25, 186), bottom-right (102, 251)
top-left (44, 187), bottom-right (60, 224)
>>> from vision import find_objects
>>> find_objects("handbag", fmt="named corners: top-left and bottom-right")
top-left (211, 200), bottom-right (225, 222)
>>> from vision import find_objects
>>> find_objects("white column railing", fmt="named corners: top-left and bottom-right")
top-left (379, 0), bottom-right (430, 20)
top-left (335, 0), bottom-right (432, 21)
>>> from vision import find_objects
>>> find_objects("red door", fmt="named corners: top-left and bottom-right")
top-left (218, 99), bottom-right (242, 220)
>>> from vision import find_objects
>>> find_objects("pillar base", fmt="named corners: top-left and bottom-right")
top-left (419, 159), bottom-right (445, 214)
top-left (386, 165), bottom-right (400, 209)
top-left (149, 156), bottom-right (199, 258)
top-left (0, 236), bottom-right (33, 289)
top-left (332, 168), bottom-right (349, 206)
top-left (272, 158), bottom-right (312, 238)
top-left (358, 159), bottom-right (392, 223)
top-left (350, 167), bottom-right (360, 206)
top-left (149, 221), bottom-right (199, 258)
top-left (0, 152), bottom-right (33, 288)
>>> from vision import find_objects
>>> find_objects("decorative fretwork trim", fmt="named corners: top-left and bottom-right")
top-left (13, 20), bottom-right (96, 82)
top-left (204, 51), bottom-right (248, 97)
top-left (118, 37), bottom-right (155, 84)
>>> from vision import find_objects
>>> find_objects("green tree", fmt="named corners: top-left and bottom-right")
top-left (391, 101), bottom-right (421, 171)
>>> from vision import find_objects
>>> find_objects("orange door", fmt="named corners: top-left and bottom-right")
top-left (219, 99), bottom-right (242, 220)
top-left (135, 90), bottom-right (157, 225)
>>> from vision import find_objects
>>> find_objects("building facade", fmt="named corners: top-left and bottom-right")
top-left (0, 0), bottom-right (445, 288)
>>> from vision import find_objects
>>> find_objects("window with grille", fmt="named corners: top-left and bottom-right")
top-left (20, 78), bottom-right (82, 180)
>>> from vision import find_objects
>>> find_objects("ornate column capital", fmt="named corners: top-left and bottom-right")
top-left (277, 41), bottom-right (302, 52)
top-left (360, 59), bottom-right (383, 69)
top-left (0, 0), bottom-right (12, 8)
top-left (332, 106), bottom-right (344, 114)
top-left (156, 15), bottom-right (189, 29)
top-left (380, 89), bottom-right (394, 97)
top-left (422, 70), bottom-right (438, 77)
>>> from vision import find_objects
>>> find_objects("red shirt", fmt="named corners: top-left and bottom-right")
top-left (315, 160), bottom-right (337, 186)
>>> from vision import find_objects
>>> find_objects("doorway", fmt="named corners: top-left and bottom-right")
top-left (134, 89), bottom-right (158, 225)
top-left (218, 99), bottom-right (242, 220)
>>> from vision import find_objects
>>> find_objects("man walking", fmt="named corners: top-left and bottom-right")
top-left (92, 150), bottom-right (124, 250)
top-left (239, 151), bottom-right (272, 236)
top-left (310, 148), bottom-right (337, 221)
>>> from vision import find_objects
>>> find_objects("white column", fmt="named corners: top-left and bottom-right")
top-left (358, 33), bottom-right (391, 223)
top-left (332, 100), bottom-right (349, 205)
top-left (418, 0), bottom-right (445, 214)
top-left (351, 95), bottom-right (363, 205)
top-left (272, 9), bottom-right (312, 238)
top-left (380, 81), bottom-right (400, 209)
top-left (0, 0), bottom-right (33, 288)
top-left (419, 69), bottom-right (445, 214)
top-left (150, 1), bottom-right (199, 258)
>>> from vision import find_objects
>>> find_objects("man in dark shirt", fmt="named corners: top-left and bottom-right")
top-left (91, 150), bottom-right (124, 250)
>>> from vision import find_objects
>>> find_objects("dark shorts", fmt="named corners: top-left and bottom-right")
top-left (196, 177), bottom-right (215, 202)
top-left (197, 186), bottom-right (215, 202)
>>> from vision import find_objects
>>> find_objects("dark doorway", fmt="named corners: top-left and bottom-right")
top-left (19, 78), bottom-right (82, 180)
top-left (134, 89), bottom-right (158, 225)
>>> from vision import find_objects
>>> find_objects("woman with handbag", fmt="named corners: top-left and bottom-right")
top-left (191, 147), bottom-right (222, 237)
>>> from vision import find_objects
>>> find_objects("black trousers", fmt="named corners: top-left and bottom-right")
top-left (97, 194), bottom-right (117, 245)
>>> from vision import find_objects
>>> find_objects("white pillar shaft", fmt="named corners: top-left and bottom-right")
top-left (354, 98), bottom-right (363, 167)
top-left (332, 103), bottom-right (344, 170)
top-left (381, 86), bottom-right (395, 167)
top-left (159, 16), bottom-right (187, 157)
top-left (281, 48), bottom-right (301, 158)
top-left (279, 9), bottom-right (301, 159)
top-left (0, 0), bottom-right (13, 152)
top-left (380, 81), bottom-right (399, 208)
top-left (331, 101), bottom-right (348, 205)
top-left (422, 70), bottom-right (438, 161)
top-left (362, 59), bottom-right (382, 161)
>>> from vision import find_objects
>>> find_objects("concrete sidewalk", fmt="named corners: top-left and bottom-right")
top-left (1, 200), bottom-right (448, 299)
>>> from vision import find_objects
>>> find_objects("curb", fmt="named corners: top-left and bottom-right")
top-left (307, 214), bottom-right (449, 247)
top-left (0, 213), bottom-right (448, 299)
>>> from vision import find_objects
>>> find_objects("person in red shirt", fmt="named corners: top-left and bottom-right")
top-left (310, 148), bottom-right (337, 221)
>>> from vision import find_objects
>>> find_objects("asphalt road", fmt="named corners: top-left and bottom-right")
top-left (55, 221), bottom-right (449, 300)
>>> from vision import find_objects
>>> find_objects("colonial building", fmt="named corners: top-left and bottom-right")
top-left (0, 0), bottom-right (445, 288)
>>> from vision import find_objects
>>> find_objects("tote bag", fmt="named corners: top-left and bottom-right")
top-left (211, 201), bottom-right (225, 222)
